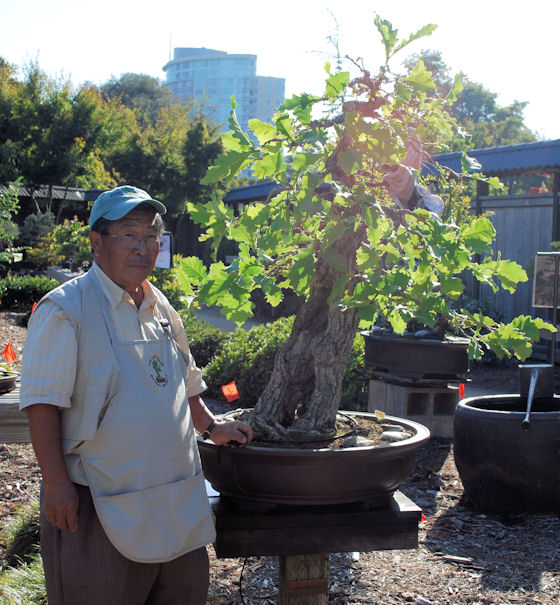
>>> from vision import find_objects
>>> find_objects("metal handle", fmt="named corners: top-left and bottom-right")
top-left (522, 369), bottom-right (540, 429)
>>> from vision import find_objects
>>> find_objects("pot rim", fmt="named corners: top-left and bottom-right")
top-left (458, 394), bottom-right (560, 418)
top-left (197, 410), bottom-right (430, 454)
top-left (360, 330), bottom-right (469, 347)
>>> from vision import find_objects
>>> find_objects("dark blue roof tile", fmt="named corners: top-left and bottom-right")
top-left (432, 139), bottom-right (560, 176)
top-left (223, 180), bottom-right (280, 203)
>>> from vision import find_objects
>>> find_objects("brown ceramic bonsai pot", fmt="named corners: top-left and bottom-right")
top-left (198, 411), bottom-right (430, 509)
top-left (362, 330), bottom-right (469, 380)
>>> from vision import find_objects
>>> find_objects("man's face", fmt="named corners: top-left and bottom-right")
top-left (89, 209), bottom-right (160, 293)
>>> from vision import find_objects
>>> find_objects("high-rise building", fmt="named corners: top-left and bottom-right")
top-left (163, 47), bottom-right (285, 131)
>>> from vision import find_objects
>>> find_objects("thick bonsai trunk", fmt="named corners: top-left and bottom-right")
top-left (249, 259), bottom-right (360, 441)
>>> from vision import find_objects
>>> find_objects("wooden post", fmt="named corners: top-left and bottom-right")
top-left (279, 553), bottom-right (329, 604)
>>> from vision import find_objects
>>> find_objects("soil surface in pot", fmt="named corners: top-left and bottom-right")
top-left (229, 410), bottom-right (414, 448)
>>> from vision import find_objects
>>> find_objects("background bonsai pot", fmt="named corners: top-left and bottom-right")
top-left (454, 394), bottom-right (560, 514)
top-left (362, 330), bottom-right (469, 380)
top-left (198, 411), bottom-right (430, 509)
top-left (0, 373), bottom-right (17, 394)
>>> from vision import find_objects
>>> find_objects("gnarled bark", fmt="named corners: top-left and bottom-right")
top-left (249, 257), bottom-right (361, 441)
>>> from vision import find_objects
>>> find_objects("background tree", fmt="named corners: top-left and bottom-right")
top-left (96, 72), bottom-right (225, 217)
top-left (403, 50), bottom-right (536, 149)
top-left (0, 64), bottom-right (115, 211)
top-left (0, 60), bottom-right (24, 182)
top-left (0, 61), bottom-right (224, 224)
top-left (19, 211), bottom-right (55, 247)
top-left (104, 103), bottom-right (223, 218)
top-left (0, 180), bottom-right (24, 267)
top-left (100, 73), bottom-right (179, 127)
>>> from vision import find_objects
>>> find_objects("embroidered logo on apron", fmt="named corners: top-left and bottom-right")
top-left (149, 354), bottom-right (169, 387)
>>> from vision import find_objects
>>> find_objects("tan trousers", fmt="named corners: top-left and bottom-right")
top-left (40, 484), bottom-right (210, 605)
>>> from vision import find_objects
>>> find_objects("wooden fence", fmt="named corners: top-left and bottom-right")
top-left (464, 193), bottom-right (554, 323)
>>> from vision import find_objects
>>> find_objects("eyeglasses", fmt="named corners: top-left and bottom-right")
top-left (102, 232), bottom-right (162, 251)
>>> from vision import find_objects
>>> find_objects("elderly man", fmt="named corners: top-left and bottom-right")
top-left (21, 185), bottom-right (252, 605)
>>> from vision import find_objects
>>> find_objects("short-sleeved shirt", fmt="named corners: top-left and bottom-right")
top-left (20, 262), bottom-right (206, 411)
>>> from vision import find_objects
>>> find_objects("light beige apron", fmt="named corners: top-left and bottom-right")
top-left (76, 278), bottom-right (215, 563)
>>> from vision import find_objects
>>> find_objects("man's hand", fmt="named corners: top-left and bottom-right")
top-left (383, 165), bottom-right (415, 203)
top-left (42, 478), bottom-right (79, 532)
top-left (208, 421), bottom-right (253, 447)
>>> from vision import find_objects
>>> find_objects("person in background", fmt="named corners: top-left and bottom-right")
top-left (21, 185), bottom-right (253, 605)
top-left (383, 130), bottom-right (444, 215)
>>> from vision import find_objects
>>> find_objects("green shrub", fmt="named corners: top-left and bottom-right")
top-left (202, 317), bottom-right (294, 405)
top-left (450, 294), bottom-right (503, 323)
top-left (24, 245), bottom-right (61, 272)
top-left (183, 316), bottom-right (229, 369)
top-left (0, 275), bottom-right (59, 309)
top-left (19, 213), bottom-right (55, 247)
top-left (340, 332), bottom-right (368, 411)
top-left (199, 317), bottom-right (369, 411)
top-left (450, 294), bottom-right (505, 366)
top-left (0, 180), bottom-right (25, 269)
top-left (25, 218), bottom-right (91, 271)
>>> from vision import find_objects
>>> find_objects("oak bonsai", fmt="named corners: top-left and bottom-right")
top-left (177, 17), bottom-right (553, 441)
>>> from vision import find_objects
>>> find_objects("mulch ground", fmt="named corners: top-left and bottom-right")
top-left (1, 310), bottom-right (559, 604)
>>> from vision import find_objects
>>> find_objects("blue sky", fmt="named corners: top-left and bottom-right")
top-left (2, 0), bottom-right (559, 140)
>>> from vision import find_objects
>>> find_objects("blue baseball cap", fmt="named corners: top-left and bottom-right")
top-left (89, 185), bottom-right (167, 228)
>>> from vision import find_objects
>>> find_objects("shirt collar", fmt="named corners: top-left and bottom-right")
top-left (92, 262), bottom-right (157, 311)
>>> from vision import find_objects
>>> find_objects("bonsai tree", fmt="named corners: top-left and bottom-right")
top-left (177, 17), bottom-right (553, 440)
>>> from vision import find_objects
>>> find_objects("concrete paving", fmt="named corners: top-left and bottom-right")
top-left (193, 306), bottom-right (262, 332)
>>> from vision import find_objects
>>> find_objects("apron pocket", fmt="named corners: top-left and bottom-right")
top-left (92, 471), bottom-right (216, 563)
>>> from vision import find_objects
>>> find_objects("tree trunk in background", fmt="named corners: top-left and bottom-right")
top-left (46, 184), bottom-right (53, 214)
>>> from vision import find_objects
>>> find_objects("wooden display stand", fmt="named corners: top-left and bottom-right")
top-left (209, 491), bottom-right (421, 603)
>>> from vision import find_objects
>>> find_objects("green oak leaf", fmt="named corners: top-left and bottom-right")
top-left (461, 217), bottom-right (495, 254)
top-left (405, 59), bottom-right (436, 93)
top-left (387, 308), bottom-right (407, 334)
top-left (176, 256), bottom-right (207, 284)
top-left (325, 71), bottom-right (350, 99)
top-left (249, 119), bottom-right (278, 146)
top-left (461, 152), bottom-right (482, 173)
top-left (337, 150), bottom-right (362, 177)
top-left (440, 277), bottom-right (465, 298)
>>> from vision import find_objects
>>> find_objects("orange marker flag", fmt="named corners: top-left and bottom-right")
top-left (1, 342), bottom-right (17, 365)
top-left (221, 381), bottom-right (239, 402)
